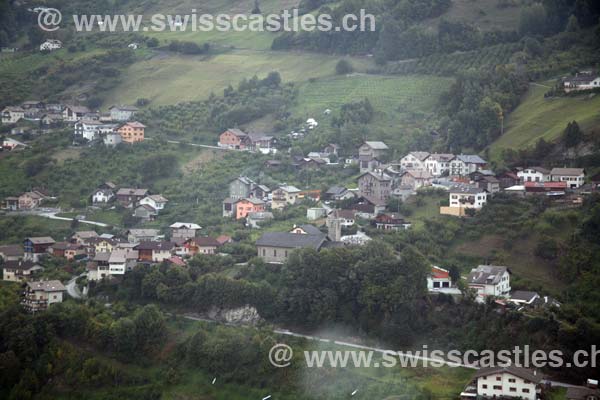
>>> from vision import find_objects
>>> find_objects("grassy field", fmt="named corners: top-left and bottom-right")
top-left (489, 83), bottom-right (600, 161)
top-left (103, 50), bottom-right (375, 106)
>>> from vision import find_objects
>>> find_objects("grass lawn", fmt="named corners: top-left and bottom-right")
top-left (103, 50), bottom-right (375, 106)
top-left (489, 83), bottom-right (600, 162)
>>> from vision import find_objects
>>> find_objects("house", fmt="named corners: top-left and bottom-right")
top-left (440, 184), bottom-right (488, 217)
top-left (461, 366), bottom-right (542, 400)
top-left (373, 213), bottom-right (411, 231)
top-left (216, 235), bottom-right (233, 246)
top-left (470, 171), bottom-right (501, 194)
top-left (467, 265), bottom-right (511, 299)
top-left (359, 141), bottom-right (389, 172)
top-left (246, 211), bottom-right (274, 228)
top-left (426, 266), bottom-right (453, 292)
top-left (340, 231), bottom-right (371, 246)
top-left (449, 155), bottom-right (487, 176)
top-left (351, 196), bottom-right (387, 219)
top-left (63, 105), bottom-right (91, 122)
top-left (550, 167), bottom-right (585, 188)
top-left (2, 138), bottom-right (28, 151)
top-left (563, 71), bottom-right (600, 92)
top-left (299, 189), bottom-right (321, 202)
top-left (108, 249), bottom-right (138, 275)
top-left (104, 132), bottom-right (123, 147)
top-left (109, 105), bottom-right (138, 121)
top-left (525, 181), bottom-right (567, 196)
top-left (1, 106), bottom-right (25, 124)
top-left (24, 237), bottom-right (55, 261)
top-left (183, 237), bottom-right (220, 255)
top-left (134, 204), bottom-right (158, 221)
top-left (40, 39), bottom-right (62, 51)
top-left (271, 185), bottom-right (302, 210)
top-left (424, 153), bottom-right (454, 176)
top-left (140, 194), bottom-right (168, 211)
top-left (218, 128), bottom-right (251, 149)
top-left (399, 169), bottom-right (433, 191)
top-left (71, 231), bottom-right (99, 245)
top-left (357, 170), bottom-right (391, 205)
top-left (222, 198), bottom-right (239, 218)
top-left (497, 171), bottom-right (521, 190)
top-left (87, 258), bottom-right (110, 281)
top-left (74, 120), bottom-right (118, 141)
top-left (400, 151), bottom-right (430, 171)
top-left (566, 381), bottom-right (600, 400)
top-left (3, 197), bottom-right (19, 211)
top-left (229, 176), bottom-right (257, 199)
top-left (324, 186), bottom-right (356, 201)
top-left (509, 290), bottom-right (540, 306)
top-left (40, 112), bottom-right (64, 126)
top-left (2, 260), bottom-right (43, 282)
top-left (116, 188), bottom-right (148, 208)
top-left (256, 231), bottom-right (328, 263)
top-left (170, 222), bottom-right (202, 241)
top-left (251, 184), bottom-right (271, 200)
top-left (135, 241), bottom-right (175, 262)
top-left (591, 172), bottom-right (600, 190)
top-left (18, 191), bottom-right (47, 209)
top-left (22, 280), bottom-right (66, 312)
top-left (328, 209), bottom-right (356, 227)
top-left (117, 121), bottom-right (145, 143)
top-left (289, 224), bottom-right (322, 235)
top-left (307, 207), bottom-right (327, 220)
top-left (126, 229), bottom-right (161, 243)
top-left (0, 244), bottom-right (23, 261)
top-left (248, 133), bottom-right (275, 152)
top-left (517, 167), bottom-right (550, 183)
top-left (322, 143), bottom-right (340, 156)
top-left (235, 198), bottom-right (265, 219)
top-left (51, 242), bottom-right (85, 260)
top-left (87, 237), bottom-right (118, 254)
top-left (92, 187), bottom-right (115, 204)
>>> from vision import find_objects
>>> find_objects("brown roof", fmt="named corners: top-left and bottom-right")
top-left (189, 237), bottom-right (221, 247)
top-left (3, 260), bottom-right (41, 271)
top-left (134, 241), bottom-right (175, 251)
top-left (26, 237), bottom-right (55, 244)
top-left (0, 244), bottom-right (23, 257)
top-left (473, 366), bottom-right (542, 384)
top-left (26, 280), bottom-right (66, 292)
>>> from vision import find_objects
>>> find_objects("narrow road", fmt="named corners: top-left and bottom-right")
top-left (38, 212), bottom-right (109, 227)
top-left (66, 273), bottom-right (85, 299)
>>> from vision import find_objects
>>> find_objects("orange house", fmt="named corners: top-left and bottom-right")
top-left (117, 121), bottom-right (145, 143)
top-left (218, 128), bottom-right (250, 149)
top-left (235, 198), bottom-right (265, 219)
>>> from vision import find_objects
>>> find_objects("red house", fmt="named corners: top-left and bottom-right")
top-left (218, 128), bottom-right (250, 149)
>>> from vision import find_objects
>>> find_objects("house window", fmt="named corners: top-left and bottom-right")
top-left (522, 388), bottom-right (530, 393)
top-left (273, 249), bottom-right (277, 257)
top-left (493, 385), bottom-right (502, 390)
top-left (508, 378), bottom-right (516, 383)
top-left (481, 384), bottom-right (487, 389)
top-left (496, 377), bottom-right (501, 381)
top-left (510, 387), bottom-right (517, 392)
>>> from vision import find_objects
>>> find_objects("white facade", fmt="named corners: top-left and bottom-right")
top-left (424, 154), bottom-right (454, 177)
top-left (74, 121), bottom-right (117, 141)
top-left (468, 265), bottom-right (511, 299)
top-left (1, 107), bottom-right (25, 124)
top-left (139, 195), bottom-right (168, 210)
top-left (517, 168), bottom-right (549, 183)
top-left (92, 189), bottom-right (114, 203)
top-left (449, 190), bottom-right (487, 209)
top-left (40, 39), bottom-right (62, 51)
top-left (104, 132), bottom-right (122, 146)
top-left (550, 168), bottom-right (585, 188)
top-left (400, 152), bottom-right (429, 170)
top-left (476, 371), bottom-right (538, 400)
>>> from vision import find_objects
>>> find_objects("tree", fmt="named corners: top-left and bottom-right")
top-left (146, 37), bottom-right (159, 48)
top-left (565, 15), bottom-right (580, 32)
top-left (335, 59), bottom-right (353, 75)
top-left (563, 121), bottom-right (583, 148)
top-left (518, 3), bottom-right (548, 36)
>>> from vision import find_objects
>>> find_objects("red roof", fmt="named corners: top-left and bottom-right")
top-left (525, 181), bottom-right (567, 190)
top-left (216, 235), bottom-right (232, 245)
top-left (431, 267), bottom-right (449, 279)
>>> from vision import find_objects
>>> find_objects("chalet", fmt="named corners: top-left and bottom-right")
top-left (0, 244), bottom-right (23, 261)
top-left (271, 186), bottom-right (302, 210)
top-left (126, 228), bottom-right (161, 243)
top-left (264, 159), bottom-right (283, 169)
top-left (357, 170), bottom-right (391, 205)
top-left (1, 106), bottom-right (25, 124)
top-left (248, 133), bottom-right (275, 152)
top-left (497, 170), bottom-right (520, 189)
top-left (135, 241), bottom-right (175, 262)
top-left (108, 249), bottom-right (138, 275)
top-left (22, 280), bottom-right (66, 312)
top-left (3, 197), bottom-right (18, 210)
top-left (256, 231), bottom-right (328, 263)
top-left (351, 196), bottom-right (387, 219)
top-left (134, 204), bottom-right (158, 221)
top-left (251, 184), bottom-right (271, 200)
top-left (460, 366), bottom-right (542, 400)
top-left (400, 151), bottom-right (430, 171)
top-left (517, 167), bottom-right (550, 183)
top-left (440, 184), bottom-right (487, 217)
top-left (246, 211), bottom-right (274, 228)
top-left (40, 112), bottom-right (64, 126)
top-left (426, 266), bottom-right (453, 292)
top-left (18, 191), bottom-right (48, 210)
top-left (2, 260), bottom-right (43, 282)
top-left (87, 258), bottom-right (110, 282)
top-left (297, 157), bottom-right (327, 170)
top-left (322, 143), bottom-right (340, 156)
top-left (324, 186), bottom-right (356, 201)
top-left (74, 120), bottom-right (118, 141)
top-left (116, 188), bottom-right (148, 207)
top-left (140, 194), bottom-right (168, 210)
top-left (235, 198), bottom-right (265, 219)
top-left (219, 128), bottom-right (251, 149)
top-left (109, 105), bottom-right (138, 121)
top-left (183, 236), bottom-right (221, 255)
top-left (222, 198), bottom-right (239, 218)
top-left (71, 231), bottom-right (98, 244)
top-left (51, 242), bottom-right (85, 260)
top-left (591, 172), bottom-right (600, 190)
top-left (230, 176), bottom-right (257, 199)
top-left (328, 209), bottom-right (356, 227)
top-left (92, 187), bottom-right (115, 204)
top-left (399, 169), bottom-right (432, 191)
top-left (470, 171), bottom-right (500, 194)
top-left (170, 222), bottom-right (202, 241)
top-left (562, 71), bottom-right (600, 92)
top-left (424, 153), bottom-right (454, 176)
top-left (359, 141), bottom-right (389, 172)
top-left (467, 265), bottom-right (511, 299)
top-left (373, 213), bottom-right (411, 231)
top-left (63, 105), bottom-right (91, 122)
top-left (24, 237), bottom-right (55, 261)
top-left (509, 290), bottom-right (540, 306)
top-left (524, 181), bottom-right (567, 196)
top-left (550, 167), bottom-right (585, 188)
top-left (87, 237), bottom-right (118, 254)
top-left (117, 121), bottom-right (145, 143)
top-left (449, 155), bottom-right (487, 176)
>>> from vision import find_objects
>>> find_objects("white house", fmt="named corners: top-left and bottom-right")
top-left (109, 105), bottom-right (138, 121)
top-left (103, 132), bottom-right (122, 147)
top-left (400, 151), bottom-right (430, 171)
top-left (449, 154), bottom-right (487, 176)
top-left (426, 266), bottom-right (453, 291)
top-left (1, 106), bottom-right (25, 124)
top-left (550, 167), bottom-right (585, 188)
top-left (139, 194), bottom-right (168, 210)
top-left (517, 167), bottom-right (550, 183)
top-left (563, 72), bottom-right (600, 92)
top-left (271, 186), bottom-right (301, 210)
top-left (39, 39), bottom-right (62, 51)
top-left (461, 366), bottom-right (542, 400)
top-left (63, 105), bottom-right (91, 122)
top-left (74, 120), bottom-right (118, 141)
top-left (424, 153), bottom-right (454, 176)
top-left (92, 188), bottom-right (114, 204)
top-left (467, 265), bottom-right (511, 299)
top-left (108, 249), bottom-right (137, 275)
top-left (22, 280), bottom-right (66, 312)
top-left (440, 184), bottom-right (488, 217)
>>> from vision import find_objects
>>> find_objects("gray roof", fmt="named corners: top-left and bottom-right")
top-left (449, 184), bottom-right (485, 195)
top-left (408, 151), bottom-right (430, 161)
top-left (127, 229), bottom-right (159, 237)
top-left (363, 141), bottom-right (389, 150)
top-left (326, 185), bottom-right (348, 195)
top-left (473, 366), bottom-right (542, 384)
top-left (117, 188), bottom-right (149, 196)
top-left (0, 244), bottom-right (23, 257)
top-left (358, 170), bottom-right (392, 181)
top-left (3, 260), bottom-right (42, 271)
top-left (510, 290), bottom-right (539, 302)
top-left (295, 224), bottom-right (322, 235)
top-left (26, 237), bottom-right (55, 244)
top-left (27, 280), bottom-right (66, 292)
top-left (457, 154), bottom-right (487, 164)
top-left (247, 211), bottom-right (274, 220)
top-left (256, 232), bottom-right (327, 250)
top-left (93, 252), bottom-right (111, 262)
top-left (550, 167), bottom-right (584, 176)
top-left (468, 265), bottom-right (509, 285)
top-left (170, 222), bottom-right (201, 229)
top-left (566, 385), bottom-right (600, 399)
top-left (226, 128), bottom-right (248, 137)
top-left (426, 153), bottom-right (454, 162)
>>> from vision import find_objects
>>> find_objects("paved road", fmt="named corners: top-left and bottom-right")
top-left (66, 273), bottom-right (86, 299)
top-left (38, 212), bottom-right (110, 227)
